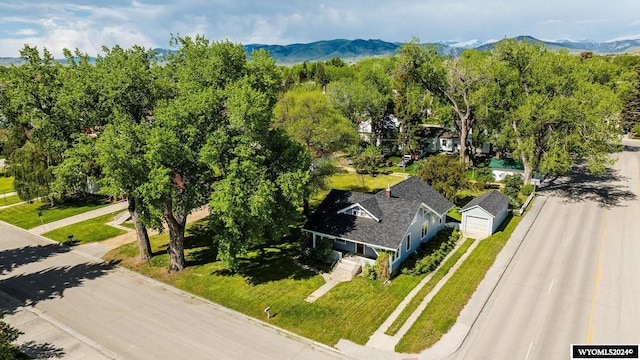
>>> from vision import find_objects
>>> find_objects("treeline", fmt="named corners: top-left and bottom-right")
top-left (0, 36), bottom-right (638, 271)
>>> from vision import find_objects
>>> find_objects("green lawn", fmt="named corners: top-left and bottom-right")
top-left (330, 171), bottom-right (406, 193)
top-left (380, 156), bottom-right (419, 175)
top-left (395, 213), bottom-right (523, 353)
top-left (0, 175), bottom-right (14, 193)
top-left (120, 221), bottom-right (136, 230)
top-left (43, 212), bottom-right (127, 244)
top-left (0, 197), bottom-right (111, 229)
top-left (309, 171), bottom-right (407, 210)
top-left (106, 220), bottom-right (423, 346)
top-left (0, 194), bottom-right (22, 207)
top-left (385, 237), bottom-right (475, 336)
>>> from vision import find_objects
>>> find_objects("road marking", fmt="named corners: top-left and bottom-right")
top-left (525, 341), bottom-right (534, 360)
top-left (548, 278), bottom-right (555, 294)
top-left (586, 210), bottom-right (607, 344)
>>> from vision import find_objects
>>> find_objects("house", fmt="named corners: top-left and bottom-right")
top-left (421, 125), bottom-right (461, 153)
top-left (303, 176), bottom-right (455, 274)
top-left (460, 190), bottom-right (509, 238)
top-left (488, 156), bottom-right (525, 181)
top-left (357, 115), bottom-right (399, 146)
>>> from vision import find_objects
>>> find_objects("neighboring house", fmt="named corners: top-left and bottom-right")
top-left (460, 190), bottom-right (510, 238)
top-left (421, 125), bottom-right (461, 153)
top-left (303, 176), bottom-right (454, 274)
top-left (488, 156), bottom-right (525, 181)
top-left (357, 115), bottom-right (399, 146)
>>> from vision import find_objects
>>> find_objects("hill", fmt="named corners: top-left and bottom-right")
top-left (3, 36), bottom-right (639, 66)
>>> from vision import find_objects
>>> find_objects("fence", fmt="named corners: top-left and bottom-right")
top-left (518, 192), bottom-right (535, 216)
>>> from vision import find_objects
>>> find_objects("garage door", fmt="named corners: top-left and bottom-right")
top-left (465, 215), bottom-right (489, 235)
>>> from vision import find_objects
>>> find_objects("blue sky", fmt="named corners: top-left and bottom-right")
top-left (1, 1), bottom-right (639, 57)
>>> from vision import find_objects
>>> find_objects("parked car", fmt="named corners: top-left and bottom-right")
top-left (397, 155), bottom-right (413, 167)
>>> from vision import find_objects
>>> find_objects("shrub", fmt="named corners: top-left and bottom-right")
top-left (502, 174), bottom-right (523, 190)
top-left (502, 174), bottom-right (524, 209)
top-left (363, 263), bottom-right (377, 279)
top-left (475, 166), bottom-right (495, 182)
top-left (401, 228), bottom-right (460, 276)
top-left (375, 252), bottom-right (391, 282)
top-left (300, 235), bottom-right (333, 264)
top-left (521, 184), bottom-right (534, 196)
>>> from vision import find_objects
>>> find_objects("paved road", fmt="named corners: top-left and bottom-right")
top-left (454, 140), bottom-right (640, 360)
top-left (0, 225), bottom-right (347, 360)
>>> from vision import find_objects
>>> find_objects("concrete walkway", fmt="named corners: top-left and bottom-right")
top-left (27, 201), bottom-right (129, 235)
top-left (335, 194), bottom-right (548, 360)
top-left (365, 237), bottom-right (480, 352)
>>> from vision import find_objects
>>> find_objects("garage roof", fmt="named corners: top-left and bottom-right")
top-left (460, 190), bottom-right (509, 217)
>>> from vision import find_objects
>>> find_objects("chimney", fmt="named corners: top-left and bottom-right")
top-left (386, 184), bottom-right (391, 198)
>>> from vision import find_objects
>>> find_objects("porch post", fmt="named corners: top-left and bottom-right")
top-left (312, 233), bottom-right (316, 248)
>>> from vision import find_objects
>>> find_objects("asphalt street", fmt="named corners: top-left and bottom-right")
top-left (0, 225), bottom-right (347, 360)
top-left (454, 140), bottom-right (640, 360)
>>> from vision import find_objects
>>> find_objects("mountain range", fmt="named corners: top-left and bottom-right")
top-left (245, 35), bottom-right (640, 64)
top-left (2, 36), bottom-right (639, 66)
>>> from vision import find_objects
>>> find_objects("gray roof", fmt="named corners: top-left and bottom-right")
top-left (460, 190), bottom-right (509, 217)
top-left (303, 176), bottom-right (454, 250)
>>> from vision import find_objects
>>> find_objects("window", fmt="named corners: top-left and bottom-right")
top-left (406, 233), bottom-right (411, 251)
top-left (421, 222), bottom-right (428, 238)
top-left (439, 217), bottom-right (442, 224)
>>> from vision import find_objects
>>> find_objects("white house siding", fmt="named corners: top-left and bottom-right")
top-left (491, 206), bottom-right (509, 234)
top-left (461, 207), bottom-right (493, 237)
top-left (392, 207), bottom-right (446, 274)
top-left (491, 169), bottom-right (524, 181)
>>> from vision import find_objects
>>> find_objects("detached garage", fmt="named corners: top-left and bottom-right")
top-left (460, 190), bottom-right (510, 238)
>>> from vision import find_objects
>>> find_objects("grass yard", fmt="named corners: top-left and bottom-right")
top-left (0, 194), bottom-right (22, 207)
top-left (381, 156), bottom-right (419, 175)
top-left (309, 171), bottom-right (406, 210)
top-left (0, 197), bottom-right (111, 229)
top-left (385, 237), bottom-right (475, 336)
top-left (0, 175), bottom-right (14, 194)
top-left (395, 213), bottom-right (522, 353)
top-left (43, 212), bottom-right (127, 244)
top-left (330, 171), bottom-right (405, 193)
top-left (105, 220), bottom-right (424, 346)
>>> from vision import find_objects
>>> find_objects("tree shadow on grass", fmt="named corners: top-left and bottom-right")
top-left (0, 244), bottom-right (71, 275)
top-left (541, 166), bottom-right (636, 208)
top-left (214, 245), bottom-right (317, 285)
top-left (184, 220), bottom-right (218, 266)
top-left (0, 262), bottom-right (113, 315)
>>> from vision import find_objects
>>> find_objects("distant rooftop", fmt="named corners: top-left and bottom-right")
top-left (488, 157), bottom-right (524, 171)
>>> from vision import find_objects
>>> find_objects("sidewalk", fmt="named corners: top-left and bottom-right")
top-left (336, 194), bottom-right (549, 360)
top-left (27, 201), bottom-right (129, 235)
top-left (365, 236), bottom-right (479, 352)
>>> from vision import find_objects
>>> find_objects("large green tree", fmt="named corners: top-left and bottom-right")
top-left (394, 39), bottom-right (489, 164)
top-left (326, 58), bottom-right (394, 146)
top-left (417, 155), bottom-right (467, 201)
top-left (485, 39), bottom-right (622, 183)
top-left (202, 53), bottom-right (311, 270)
top-left (93, 45), bottom-right (161, 261)
top-left (273, 87), bottom-right (358, 154)
top-left (0, 46), bottom-right (64, 200)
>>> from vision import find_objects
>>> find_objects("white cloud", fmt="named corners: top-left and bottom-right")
top-left (1, 0), bottom-right (640, 56)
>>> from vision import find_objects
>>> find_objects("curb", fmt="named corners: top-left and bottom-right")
top-left (436, 194), bottom-right (549, 359)
top-left (1, 219), bottom-right (351, 360)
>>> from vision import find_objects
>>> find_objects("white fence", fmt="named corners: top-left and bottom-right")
top-left (518, 192), bottom-right (535, 216)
